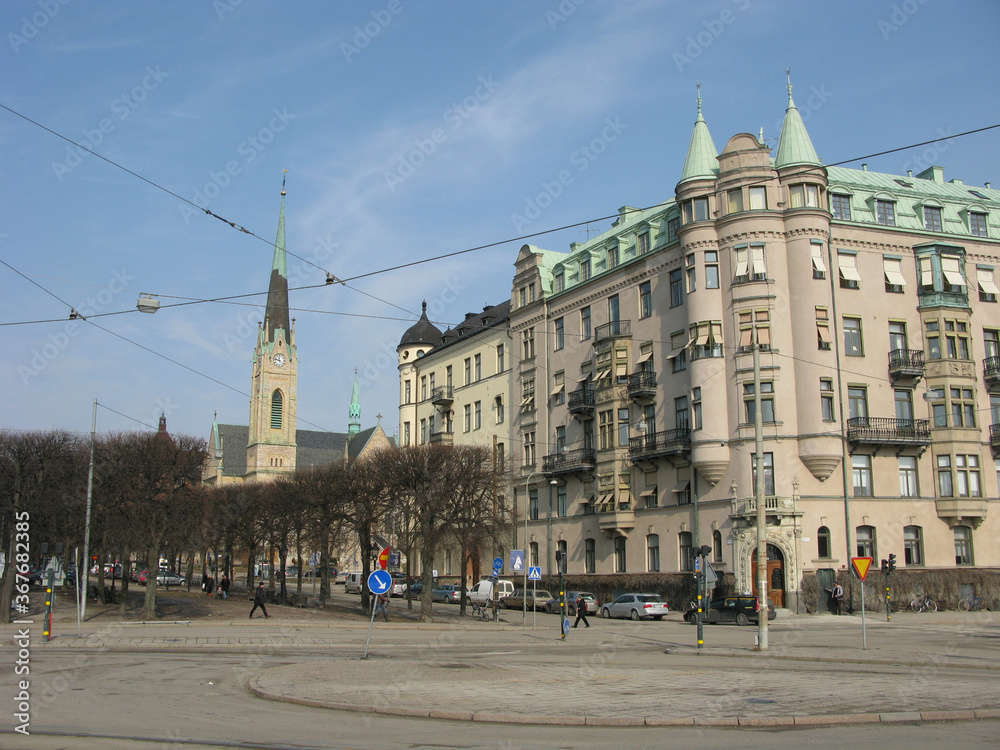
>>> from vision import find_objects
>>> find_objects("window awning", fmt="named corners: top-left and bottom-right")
top-left (734, 250), bottom-right (749, 277)
top-left (751, 246), bottom-right (766, 275)
top-left (817, 323), bottom-right (832, 344)
top-left (636, 351), bottom-right (653, 363)
top-left (919, 258), bottom-right (934, 287)
top-left (739, 327), bottom-right (753, 347)
top-left (838, 253), bottom-right (861, 281)
top-left (757, 325), bottom-right (771, 347)
top-left (615, 363), bottom-right (628, 377)
top-left (978, 268), bottom-right (1000, 295)
top-left (671, 480), bottom-right (690, 493)
top-left (666, 348), bottom-right (684, 360)
top-left (596, 493), bottom-right (613, 505)
top-left (811, 245), bottom-right (827, 273)
top-left (883, 258), bottom-right (906, 286)
top-left (577, 374), bottom-right (592, 382)
top-left (942, 256), bottom-right (966, 287)
top-left (639, 487), bottom-right (657, 497)
top-left (595, 369), bottom-right (611, 381)
top-left (693, 330), bottom-right (710, 348)
top-left (550, 383), bottom-right (565, 397)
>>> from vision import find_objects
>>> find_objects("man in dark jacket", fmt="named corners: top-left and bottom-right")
top-left (572, 594), bottom-right (590, 628)
top-left (249, 581), bottom-right (270, 619)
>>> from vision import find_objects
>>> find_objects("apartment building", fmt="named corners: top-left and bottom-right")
top-left (502, 86), bottom-right (1000, 611)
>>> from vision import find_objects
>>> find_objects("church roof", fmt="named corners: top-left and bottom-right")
top-left (264, 183), bottom-right (290, 343)
top-left (213, 423), bottom-right (353, 475)
top-left (399, 300), bottom-right (443, 348)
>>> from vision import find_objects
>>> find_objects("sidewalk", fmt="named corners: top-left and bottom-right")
top-left (20, 590), bottom-right (1000, 727)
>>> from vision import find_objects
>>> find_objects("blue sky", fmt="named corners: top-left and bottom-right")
top-left (2, 1), bottom-right (999, 441)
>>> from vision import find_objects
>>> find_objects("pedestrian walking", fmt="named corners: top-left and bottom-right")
top-left (220, 575), bottom-right (230, 600)
top-left (826, 582), bottom-right (845, 615)
top-left (572, 594), bottom-right (590, 628)
top-left (249, 581), bottom-right (270, 619)
top-left (375, 593), bottom-right (389, 622)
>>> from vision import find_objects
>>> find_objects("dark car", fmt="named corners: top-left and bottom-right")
top-left (408, 582), bottom-right (424, 597)
top-left (686, 596), bottom-right (776, 625)
top-left (544, 591), bottom-right (599, 616)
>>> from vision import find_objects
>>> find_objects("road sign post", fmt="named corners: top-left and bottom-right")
top-left (363, 569), bottom-right (393, 659)
top-left (851, 557), bottom-right (873, 650)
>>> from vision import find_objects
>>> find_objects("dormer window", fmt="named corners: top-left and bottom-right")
top-left (830, 193), bottom-right (852, 220)
top-left (970, 211), bottom-right (988, 237)
top-left (608, 245), bottom-right (619, 269)
top-left (876, 199), bottom-right (896, 226)
top-left (637, 231), bottom-right (650, 255)
top-left (580, 258), bottom-right (591, 281)
top-left (924, 205), bottom-right (943, 232)
top-left (554, 271), bottom-right (565, 293)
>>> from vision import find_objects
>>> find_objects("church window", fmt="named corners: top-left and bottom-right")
top-left (270, 390), bottom-right (283, 429)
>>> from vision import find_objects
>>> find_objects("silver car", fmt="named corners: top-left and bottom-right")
top-left (600, 593), bottom-right (670, 620)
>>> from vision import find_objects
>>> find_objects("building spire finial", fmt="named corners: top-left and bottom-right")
top-left (281, 168), bottom-right (287, 197)
top-left (696, 81), bottom-right (702, 116)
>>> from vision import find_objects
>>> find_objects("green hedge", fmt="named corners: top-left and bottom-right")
top-left (801, 568), bottom-right (1000, 613)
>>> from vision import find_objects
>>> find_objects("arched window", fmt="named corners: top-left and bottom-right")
top-left (712, 530), bottom-right (723, 562)
top-left (817, 526), bottom-right (831, 559)
top-left (856, 525), bottom-right (876, 559)
top-left (646, 534), bottom-right (660, 572)
top-left (270, 390), bottom-right (283, 429)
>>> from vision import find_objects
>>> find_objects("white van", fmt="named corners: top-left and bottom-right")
top-left (345, 573), bottom-right (364, 594)
top-left (467, 578), bottom-right (514, 606)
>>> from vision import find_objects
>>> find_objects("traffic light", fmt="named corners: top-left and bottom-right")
top-left (555, 549), bottom-right (567, 574)
top-left (888, 553), bottom-right (896, 573)
top-left (698, 545), bottom-right (712, 558)
top-left (881, 559), bottom-right (888, 574)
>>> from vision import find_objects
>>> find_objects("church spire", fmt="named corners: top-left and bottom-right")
top-left (775, 70), bottom-right (821, 169)
top-left (348, 368), bottom-right (361, 437)
top-left (678, 83), bottom-right (719, 184)
top-left (264, 171), bottom-right (290, 343)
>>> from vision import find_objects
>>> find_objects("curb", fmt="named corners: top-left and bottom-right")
top-left (246, 676), bottom-right (1000, 727)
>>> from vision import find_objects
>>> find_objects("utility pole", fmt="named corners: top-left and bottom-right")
top-left (80, 399), bottom-right (96, 624)
top-left (753, 344), bottom-right (768, 651)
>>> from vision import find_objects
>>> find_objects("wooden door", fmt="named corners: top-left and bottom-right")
top-left (751, 544), bottom-right (785, 608)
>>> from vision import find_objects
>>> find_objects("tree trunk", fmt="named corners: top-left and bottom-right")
top-left (142, 546), bottom-right (157, 619)
top-left (419, 540), bottom-right (436, 622)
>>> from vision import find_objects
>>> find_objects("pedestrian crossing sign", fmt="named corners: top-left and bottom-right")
top-left (528, 566), bottom-right (541, 581)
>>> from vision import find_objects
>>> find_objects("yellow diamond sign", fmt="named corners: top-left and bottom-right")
top-left (851, 556), bottom-right (873, 581)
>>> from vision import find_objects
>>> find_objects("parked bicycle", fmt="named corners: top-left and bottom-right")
top-left (909, 594), bottom-right (938, 613)
top-left (471, 601), bottom-right (493, 621)
top-left (958, 594), bottom-right (995, 612)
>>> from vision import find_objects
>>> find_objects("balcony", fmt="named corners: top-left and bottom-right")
top-left (888, 349), bottom-right (925, 382)
top-left (594, 319), bottom-right (631, 343)
top-left (542, 447), bottom-right (596, 476)
top-left (428, 431), bottom-right (454, 446)
top-left (990, 423), bottom-right (1000, 456)
top-left (599, 507), bottom-right (635, 536)
top-left (568, 388), bottom-right (596, 419)
top-left (846, 417), bottom-right (931, 448)
top-left (730, 495), bottom-right (802, 521)
top-left (936, 498), bottom-right (987, 528)
top-left (628, 428), bottom-right (691, 462)
top-left (430, 385), bottom-right (454, 406)
top-left (627, 371), bottom-right (657, 402)
top-left (985, 356), bottom-right (1000, 390)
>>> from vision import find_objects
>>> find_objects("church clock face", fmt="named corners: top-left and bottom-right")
top-left (273, 353), bottom-right (286, 367)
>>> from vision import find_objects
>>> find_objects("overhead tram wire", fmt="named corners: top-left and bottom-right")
top-left (0, 102), bottom-right (415, 320)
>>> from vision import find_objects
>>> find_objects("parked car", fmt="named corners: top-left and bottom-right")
top-left (544, 591), bottom-right (599, 616)
top-left (600, 593), bottom-right (670, 620)
top-left (432, 584), bottom-right (462, 603)
top-left (334, 571), bottom-right (349, 585)
top-left (687, 596), bottom-right (776, 625)
top-left (407, 582), bottom-right (424, 597)
top-left (390, 575), bottom-right (407, 597)
top-left (500, 589), bottom-right (552, 611)
top-left (156, 570), bottom-right (185, 586)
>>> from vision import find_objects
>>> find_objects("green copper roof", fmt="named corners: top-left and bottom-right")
top-left (679, 90), bottom-right (718, 184)
top-left (775, 75), bottom-right (821, 169)
top-left (348, 369), bottom-right (361, 437)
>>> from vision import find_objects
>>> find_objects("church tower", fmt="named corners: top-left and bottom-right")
top-left (348, 369), bottom-right (361, 438)
top-left (246, 175), bottom-right (298, 481)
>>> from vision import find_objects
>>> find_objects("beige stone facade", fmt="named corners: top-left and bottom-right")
top-left (401, 94), bottom-right (1000, 610)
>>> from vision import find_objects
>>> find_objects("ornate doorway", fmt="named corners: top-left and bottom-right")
top-left (751, 543), bottom-right (785, 608)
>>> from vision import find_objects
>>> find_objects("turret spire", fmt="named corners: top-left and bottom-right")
top-left (679, 83), bottom-right (719, 184)
top-left (775, 70), bottom-right (821, 169)
top-left (264, 171), bottom-right (290, 343)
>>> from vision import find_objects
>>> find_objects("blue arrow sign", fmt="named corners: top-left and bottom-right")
top-left (528, 566), bottom-right (541, 581)
top-left (367, 569), bottom-right (392, 595)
